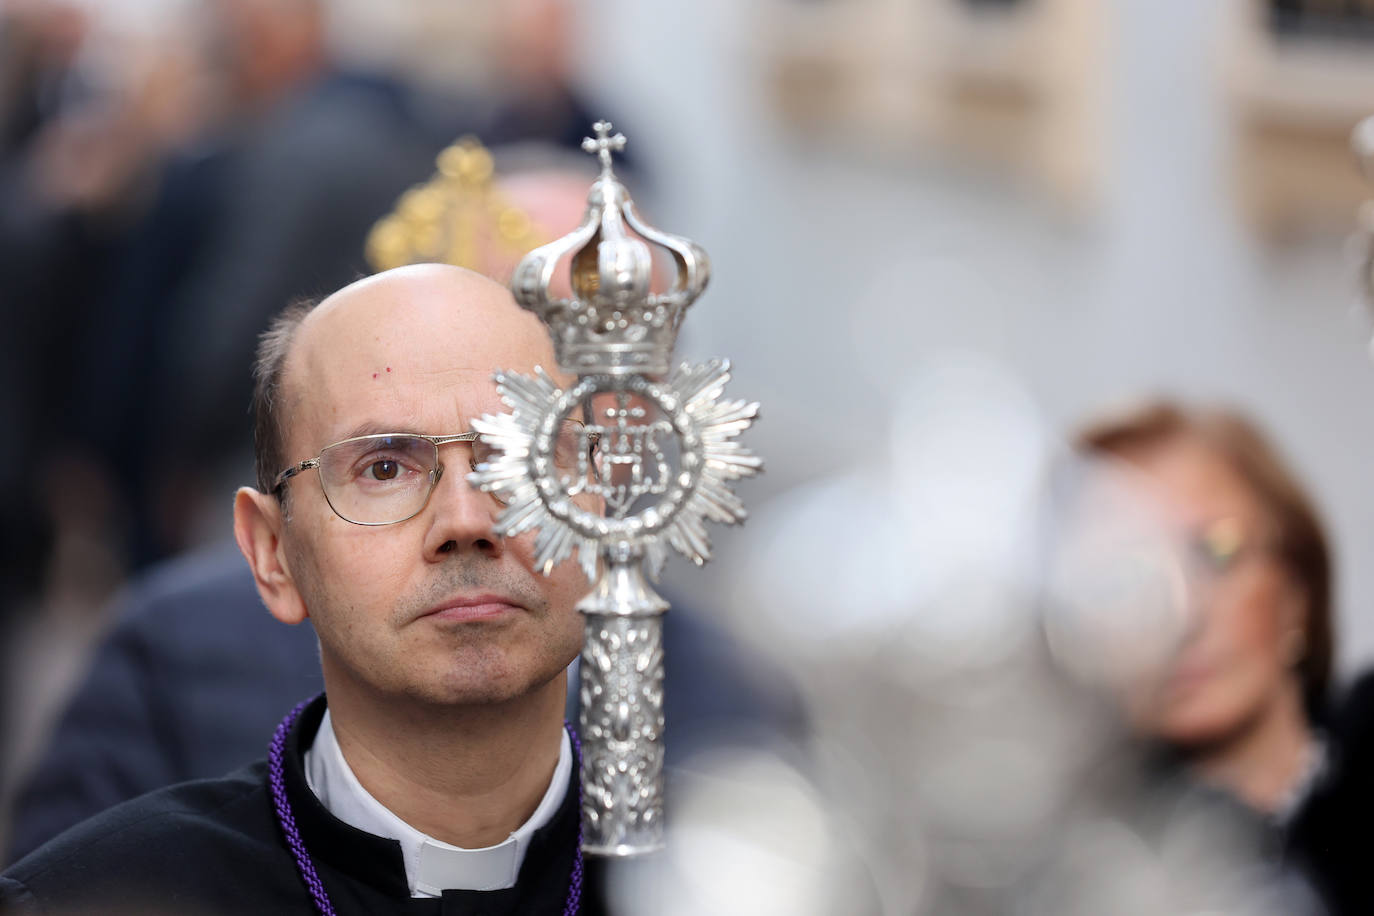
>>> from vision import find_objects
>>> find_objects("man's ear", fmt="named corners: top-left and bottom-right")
top-left (234, 487), bottom-right (309, 625)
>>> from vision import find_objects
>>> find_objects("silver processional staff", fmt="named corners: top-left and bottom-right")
top-left (469, 121), bottom-right (762, 856)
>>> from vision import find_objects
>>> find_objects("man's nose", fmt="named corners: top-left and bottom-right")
top-left (421, 458), bottom-right (504, 559)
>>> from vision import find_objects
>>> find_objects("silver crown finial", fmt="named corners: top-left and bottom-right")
top-left (512, 120), bottom-right (709, 376)
top-left (582, 120), bottom-right (626, 176)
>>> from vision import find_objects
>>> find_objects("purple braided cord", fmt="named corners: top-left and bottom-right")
top-left (268, 700), bottom-right (585, 915)
top-left (269, 698), bottom-right (337, 916)
top-left (564, 720), bottom-right (584, 916)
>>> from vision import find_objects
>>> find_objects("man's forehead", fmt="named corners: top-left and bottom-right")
top-left (281, 265), bottom-right (561, 436)
top-left (302, 265), bottom-right (550, 357)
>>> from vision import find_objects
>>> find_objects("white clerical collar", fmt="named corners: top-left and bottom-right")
top-left (304, 709), bottom-right (571, 897)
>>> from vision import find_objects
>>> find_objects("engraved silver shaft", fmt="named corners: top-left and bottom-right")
top-left (576, 551), bottom-right (668, 855)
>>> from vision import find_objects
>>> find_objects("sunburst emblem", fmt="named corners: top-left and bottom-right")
top-left (468, 359), bottom-right (760, 581)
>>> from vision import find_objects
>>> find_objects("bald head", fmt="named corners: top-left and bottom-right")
top-left (251, 264), bottom-right (557, 495)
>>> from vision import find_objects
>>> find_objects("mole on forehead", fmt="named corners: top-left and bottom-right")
top-left (361, 364), bottom-right (520, 380)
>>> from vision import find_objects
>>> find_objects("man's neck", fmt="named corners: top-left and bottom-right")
top-left (1188, 680), bottom-right (1314, 815)
top-left (322, 678), bottom-right (568, 849)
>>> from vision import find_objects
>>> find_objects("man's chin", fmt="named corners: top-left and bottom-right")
top-left (415, 660), bottom-right (569, 708)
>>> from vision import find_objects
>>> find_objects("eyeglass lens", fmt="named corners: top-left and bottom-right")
top-left (1185, 517), bottom-right (1249, 579)
top-left (317, 435), bottom-right (440, 525)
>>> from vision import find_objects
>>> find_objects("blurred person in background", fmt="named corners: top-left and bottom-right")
top-left (0, 0), bottom-right (206, 607)
top-left (1076, 399), bottom-right (1372, 914)
top-left (0, 0), bottom-right (215, 824)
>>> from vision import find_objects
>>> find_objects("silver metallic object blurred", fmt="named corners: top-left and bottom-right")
top-left (1355, 115), bottom-right (1374, 311)
top-left (469, 121), bottom-right (762, 856)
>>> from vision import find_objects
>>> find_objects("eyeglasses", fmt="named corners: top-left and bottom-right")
top-left (1181, 517), bottom-right (1274, 583)
top-left (273, 421), bottom-right (598, 526)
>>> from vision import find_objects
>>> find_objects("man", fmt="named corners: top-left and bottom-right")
top-left (1, 264), bottom-right (610, 914)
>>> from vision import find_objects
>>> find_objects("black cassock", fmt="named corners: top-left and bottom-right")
top-left (0, 697), bottom-right (608, 915)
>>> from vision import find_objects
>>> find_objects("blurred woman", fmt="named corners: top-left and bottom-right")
top-left (1076, 400), bottom-right (1366, 913)
top-left (1078, 402), bottom-right (1330, 815)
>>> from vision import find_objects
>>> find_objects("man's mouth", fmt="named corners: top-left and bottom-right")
top-left (419, 594), bottom-right (524, 623)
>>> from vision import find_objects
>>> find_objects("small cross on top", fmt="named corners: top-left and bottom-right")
top-left (582, 120), bottom-right (626, 175)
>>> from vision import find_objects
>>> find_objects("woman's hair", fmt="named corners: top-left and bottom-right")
top-left (1075, 400), bottom-right (1334, 717)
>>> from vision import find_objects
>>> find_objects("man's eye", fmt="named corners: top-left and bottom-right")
top-left (366, 459), bottom-right (401, 481)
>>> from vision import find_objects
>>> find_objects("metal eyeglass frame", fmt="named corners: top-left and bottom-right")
top-left (272, 426), bottom-right (600, 527)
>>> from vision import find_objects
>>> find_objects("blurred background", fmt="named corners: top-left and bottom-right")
top-left (4, 0), bottom-right (1374, 912)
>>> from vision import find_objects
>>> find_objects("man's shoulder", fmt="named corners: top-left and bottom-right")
top-left (6, 763), bottom-right (270, 879)
top-left (2, 762), bottom-right (299, 910)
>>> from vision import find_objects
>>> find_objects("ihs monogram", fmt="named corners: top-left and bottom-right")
top-left (590, 394), bottom-right (674, 519)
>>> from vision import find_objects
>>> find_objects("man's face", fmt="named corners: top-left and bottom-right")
top-left (269, 266), bottom-right (588, 707)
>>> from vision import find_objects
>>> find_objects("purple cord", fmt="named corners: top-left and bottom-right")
top-left (268, 700), bottom-right (584, 915)
top-left (565, 720), bottom-right (585, 916)
top-left (270, 698), bottom-right (337, 916)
